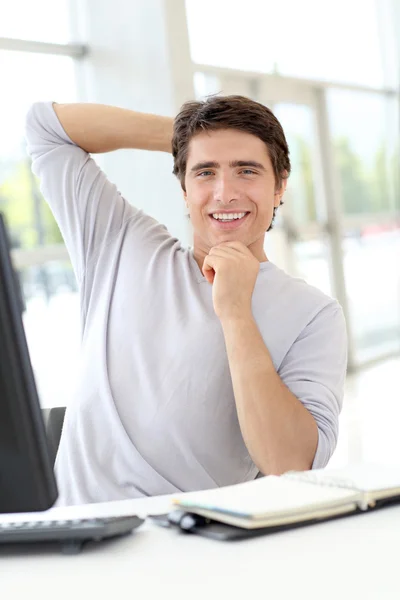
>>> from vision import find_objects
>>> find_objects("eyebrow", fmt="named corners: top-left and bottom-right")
top-left (190, 160), bottom-right (266, 173)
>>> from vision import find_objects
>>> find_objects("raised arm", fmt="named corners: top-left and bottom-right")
top-left (25, 101), bottom-right (174, 285)
top-left (53, 103), bottom-right (173, 154)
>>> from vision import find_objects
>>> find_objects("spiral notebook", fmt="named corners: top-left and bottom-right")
top-left (172, 464), bottom-right (400, 531)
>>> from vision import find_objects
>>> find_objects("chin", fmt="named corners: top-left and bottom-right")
top-left (212, 232), bottom-right (246, 243)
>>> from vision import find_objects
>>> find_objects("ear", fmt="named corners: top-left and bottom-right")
top-left (274, 172), bottom-right (288, 208)
top-left (182, 188), bottom-right (190, 216)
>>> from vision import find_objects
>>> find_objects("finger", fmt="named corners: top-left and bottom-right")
top-left (203, 252), bottom-right (230, 278)
top-left (202, 256), bottom-right (216, 283)
top-left (203, 254), bottom-right (220, 271)
top-left (214, 241), bottom-right (248, 255)
top-left (209, 246), bottom-right (239, 259)
top-left (214, 241), bottom-right (245, 250)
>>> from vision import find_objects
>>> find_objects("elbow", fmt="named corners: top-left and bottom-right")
top-left (253, 424), bottom-right (318, 476)
top-left (253, 453), bottom-right (314, 477)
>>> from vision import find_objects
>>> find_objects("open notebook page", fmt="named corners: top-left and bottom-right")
top-left (285, 463), bottom-right (400, 495)
top-left (175, 475), bottom-right (360, 520)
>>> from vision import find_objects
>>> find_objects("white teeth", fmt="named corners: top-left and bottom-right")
top-left (212, 212), bottom-right (247, 221)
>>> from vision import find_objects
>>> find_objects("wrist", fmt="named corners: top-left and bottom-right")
top-left (155, 115), bottom-right (173, 153)
top-left (219, 310), bottom-right (255, 329)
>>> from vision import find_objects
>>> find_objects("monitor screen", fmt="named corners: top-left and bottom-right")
top-left (0, 213), bottom-right (58, 513)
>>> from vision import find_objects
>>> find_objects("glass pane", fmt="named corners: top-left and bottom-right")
top-left (193, 72), bottom-right (221, 100)
top-left (270, 102), bottom-right (333, 297)
top-left (0, 0), bottom-right (72, 44)
top-left (193, 72), bottom-right (255, 100)
top-left (329, 88), bottom-right (400, 360)
top-left (328, 90), bottom-right (399, 215)
top-left (290, 238), bottom-right (333, 297)
top-left (0, 51), bottom-right (77, 250)
top-left (19, 260), bottom-right (80, 408)
top-left (343, 228), bottom-right (400, 363)
top-left (329, 359), bottom-right (400, 468)
top-left (264, 221), bottom-right (333, 296)
top-left (355, 359), bottom-right (400, 466)
top-left (186, 0), bottom-right (388, 88)
top-left (274, 0), bottom-right (384, 88)
top-left (273, 103), bottom-right (324, 226)
top-left (185, 0), bottom-right (275, 72)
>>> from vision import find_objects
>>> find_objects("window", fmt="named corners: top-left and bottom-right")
top-left (328, 89), bottom-right (400, 360)
top-left (186, 0), bottom-right (275, 73)
top-left (0, 34), bottom-right (81, 407)
top-left (186, 0), bottom-right (388, 88)
top-left (0, 0), bottom-right (73, 44)
top-left (0, 51), bottom-right (76, 249)
top-left (328, 90), bottom-right (399, 215)
top-left (20, 261), bottom-right (80, 409)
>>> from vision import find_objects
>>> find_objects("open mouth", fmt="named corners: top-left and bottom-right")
top-left (209, 211), bottom-right (250, 229)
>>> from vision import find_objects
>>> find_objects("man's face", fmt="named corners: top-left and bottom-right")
top-left (183, 128), bottom-right (286, 260)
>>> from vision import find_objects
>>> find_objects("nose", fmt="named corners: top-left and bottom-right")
top-left (213, 174), bottom-right (239, 205)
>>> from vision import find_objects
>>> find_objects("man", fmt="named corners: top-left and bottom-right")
top-left (25, 95), bottom-right (347, 506)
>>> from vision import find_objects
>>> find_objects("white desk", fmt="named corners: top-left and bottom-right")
top-left (1, 494), bottom-right (399, 600)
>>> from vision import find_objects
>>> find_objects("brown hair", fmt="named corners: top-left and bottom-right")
top-left (172, 95), bottom-right (291, 230)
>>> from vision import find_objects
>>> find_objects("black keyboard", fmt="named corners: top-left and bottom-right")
top-left (0, 514), bottom-right (144, 554)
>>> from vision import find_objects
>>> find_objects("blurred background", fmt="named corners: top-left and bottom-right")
top-left (0, 0), bottom-right (399, 468)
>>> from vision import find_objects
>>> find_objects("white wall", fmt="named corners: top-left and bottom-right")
top-left (77, 0), bottom-right (195, 245)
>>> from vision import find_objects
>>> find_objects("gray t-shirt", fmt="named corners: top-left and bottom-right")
top-left (25, 102), bottom-right (347, 506)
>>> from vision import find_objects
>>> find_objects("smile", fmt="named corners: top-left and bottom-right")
top-left (209, 212), bottom-right (250, 229)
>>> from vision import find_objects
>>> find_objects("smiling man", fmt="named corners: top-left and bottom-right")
top-left (25, 95), bottom-right (347, 505)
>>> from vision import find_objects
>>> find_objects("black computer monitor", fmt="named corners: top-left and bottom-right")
top-left (0, 213), bottom-right (58, 513)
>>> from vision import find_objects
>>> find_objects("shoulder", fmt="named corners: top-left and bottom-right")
top-left (257, 262), bottom-right (346, 336)
top-left (261, 261), bottom-right (339, 304)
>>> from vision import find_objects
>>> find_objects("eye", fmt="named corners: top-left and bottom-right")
top-left (197, 170), bottom-right (214, 177)
top-left (241, 169), bottom-right (257, 175)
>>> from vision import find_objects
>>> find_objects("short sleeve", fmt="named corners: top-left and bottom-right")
top-left (24, 101), bottom-right (138, 284)
top-left (278, 302), bottom-right (348, 468)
